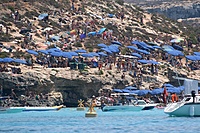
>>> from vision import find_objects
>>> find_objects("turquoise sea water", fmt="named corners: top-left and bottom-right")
top-left (0, 108), bottom-right (199, 133)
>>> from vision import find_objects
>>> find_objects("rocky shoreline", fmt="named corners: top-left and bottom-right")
top-left (1, 62), bottom-right (198, 107)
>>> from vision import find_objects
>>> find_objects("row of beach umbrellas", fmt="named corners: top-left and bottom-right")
top-left (0, 57), bottom-right (27, 64)
top-left (24, 37), bottom-right (199, 62)
top-left (113, 85), bottom-right (186, 96)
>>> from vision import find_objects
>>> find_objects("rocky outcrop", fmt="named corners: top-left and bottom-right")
top-left (0, 67), bottom-right (131, 107)
top-left (1, 65), bottom-right (199, 107)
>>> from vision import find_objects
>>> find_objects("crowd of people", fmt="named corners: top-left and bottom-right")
top-left (0, 0), bottom-right (199, 83)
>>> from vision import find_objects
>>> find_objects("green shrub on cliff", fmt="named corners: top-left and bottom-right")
top-left (115, 0), bottom-right (124, 5)
top-left (99, 70), bottom-right (103, 75)
top-left (0, 33), bottom-right (13, 42)
top-left (0, 52), bottom-right (10, 58)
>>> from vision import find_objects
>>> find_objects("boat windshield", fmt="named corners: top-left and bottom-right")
top-left (136, 100), bottom-right (146, 105)
top-left (184, 97), bottom-right (191, 102)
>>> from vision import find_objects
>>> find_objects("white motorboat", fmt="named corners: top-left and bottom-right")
top-left (136, 100), bottom-right (157, 110)
top-left (101, 100), bottom-right (157, 112)
top-left (102, 104), bottom-right (144, 112)
top-left (164, 79), bottom-right (200, 117)
top-left (11, 105), bottom-right (63, 112)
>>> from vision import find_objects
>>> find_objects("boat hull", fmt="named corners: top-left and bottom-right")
top-left (11, 105), bottom-right (63, 112)
top-left (102, 105), bottom-right (144, 112)
top-left (142, 105), bottom-right (155, 110)
top-left (164, 103), bottom-right (200, 117)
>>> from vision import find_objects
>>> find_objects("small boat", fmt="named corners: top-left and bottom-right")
top-left (11, 105), bottom-right (63, 112)
top-left (164, 79), bottom-right (200, 117)
top-left (102, 100), bottom-right (156, 112)
top-left (136, 100), bottom-right (157, 110)
top-left (102, 104), bottom-right (144, 112)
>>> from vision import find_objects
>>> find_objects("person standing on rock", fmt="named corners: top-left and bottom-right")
top-left (11, 89), bottom-right (17, 100)
top-left (163, 86), bottom-right (168, 105)
top-left (0, 86), bottom-right (3, 96)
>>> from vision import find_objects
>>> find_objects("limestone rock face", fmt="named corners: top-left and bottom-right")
top-left (0, 68), bottom-right (129, 107)
top-left (1, 66), bottom-right (197, 107)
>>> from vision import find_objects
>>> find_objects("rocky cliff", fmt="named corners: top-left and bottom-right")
top-left (1, 64), bottom-right (198, 107)
top-left (0, 66), bottom-right (131, 106)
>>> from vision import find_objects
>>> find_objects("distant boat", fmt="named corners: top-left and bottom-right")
top-left (11, 105), bottom-right (63, 112)
top-left (101, 100), bottom-right (157, 112)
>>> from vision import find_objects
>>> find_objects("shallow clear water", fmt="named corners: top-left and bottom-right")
top-left (0, 108), bottom-right (199, 133)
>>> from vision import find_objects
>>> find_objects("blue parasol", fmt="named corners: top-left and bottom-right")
top-left (167, 50), bottom-right (184, 56)
top-left (51, 36), bottom-right (60, 41)
top-left (88, 32), bottom-right (96, 36)
top-left (127, 45), bottom-right (138, 51)
top-left (89, 52), bottom-right (99, 57)
top-left (137, 90), bottom-right (151, 96)
top-left (111, 41), bottom-right (122, 46)
top-left (27, 50), bottom-right (38, 55)
top-left (113, 89), bottom-right (123, 93)
top-left (124, 86), bottom-right (138, 90)
top-left (172, 44), bottom-right (183, 51)
top-left (186, 55), bottom-right (200, 61)
top-left (131, 53), bottom-right (142, 58)
top-left (13, 59), bottom-right (27, 64)
top-left (62, 52), bottom-right (72, 58)
top-left (151, 88), bottom-right (164, 95)
top-left (2, 57), bottom-right (13, 63)
top-left (101, 48), bottom-right (112, 54)
top-left (153, 46), bottom-right (162, 49)
top-left (47, 48), bottom-right (62, 53)
top-left (108, 14), bottom-right (115, 18)
top-left (50, 52), bottom-right (63, 57)
top-left (38, 50), bottom-right (48, 55)
top-left (97, 28), bottom-right (106, 34)
top-left (194, 52), bottom-right (200, 56)
top-left (97, 43), bottom-right (107, 48)
top-left (75, 49), bottom-right (87, 53)
top-left (68, 51), bottom-right (79, 56)
top-left (81, 53), bottom-right (94, 58)
top-left (98, 52), bottom-right (107, 56)
top-left (108, 45), bottom-right (119, 53)
top-left (80, 33), bottom-right (86, 39)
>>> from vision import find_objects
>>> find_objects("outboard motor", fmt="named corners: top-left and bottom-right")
top-left (191, 90), bottom-right (196, 103)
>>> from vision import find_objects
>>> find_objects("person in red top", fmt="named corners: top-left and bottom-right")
top-left (171, 93), bottom-right (178, 103)
top-left (163, 86), bottom-right (168, 104)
